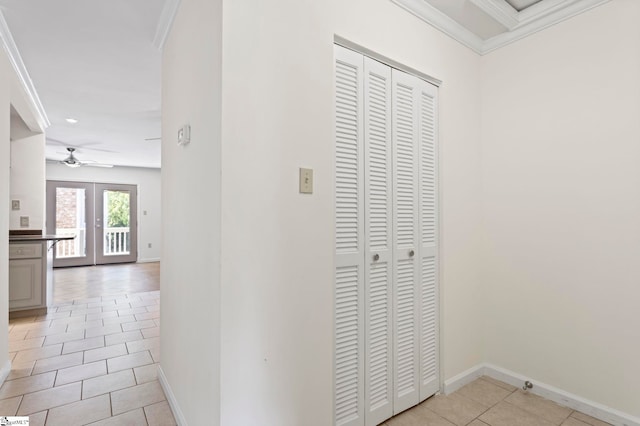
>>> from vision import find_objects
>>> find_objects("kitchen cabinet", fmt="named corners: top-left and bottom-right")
top-left (9, 242), bottom-right (50, 316)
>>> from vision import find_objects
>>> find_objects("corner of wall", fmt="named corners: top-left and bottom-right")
top-left (0, 360), bottom-right (11, 387)
top-left (0, 41), bottom-right (12, 386)
top-left (157, 365), bottom-right (188, 426)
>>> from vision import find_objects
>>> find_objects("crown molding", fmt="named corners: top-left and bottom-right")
top-left (482, 0), bottom-right (611, 53)
top-left (392, 0), bottom-right (485, 54)
top-left (153, 0), bottom-right (181, 50)
top-left (392, 0), bottom-right (612, 55)
top-left (518, 0), bottom-right (575, 24)
top-left (469, 0), bottom-right (519, 30)
top-left (0, 10), bottom-right (49, 131)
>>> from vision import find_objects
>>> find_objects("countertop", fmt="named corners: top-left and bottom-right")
top-left (9, 234), bottom-right (75, 242)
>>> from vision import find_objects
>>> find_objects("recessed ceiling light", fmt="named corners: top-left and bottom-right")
top-left (65, 118), bottom-right (78, 124)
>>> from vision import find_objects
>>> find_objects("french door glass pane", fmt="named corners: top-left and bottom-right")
top-left (103, 190), bottom-right (131, 256)
top-left (55, 187), bottom-right (87, 259)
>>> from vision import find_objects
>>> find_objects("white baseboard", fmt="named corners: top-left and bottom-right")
top-left (483, 364), bottom-right (640, 426)
top-left (0, 359), bottom-right (11, 387)
top-left (137, 258), bottom-right (160, 264)
top-left (158, 365), bottom-right (188, 426)
top-left (443, 363), bottom-right (485, 394)
top-left (443, 363), bottom-right (640, 426)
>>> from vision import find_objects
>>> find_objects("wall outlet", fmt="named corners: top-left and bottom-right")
top-left (148, 243), bottom-right (152, 248)
top-left (20, 216), bottom-right (29, 227)
top-left (11, 200), bottom-right (20, 210)
top-left (299, 168), bottom-right (313, 194)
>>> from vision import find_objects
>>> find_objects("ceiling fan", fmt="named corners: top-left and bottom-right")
top-left (59, 147), bottom-right (113, 168)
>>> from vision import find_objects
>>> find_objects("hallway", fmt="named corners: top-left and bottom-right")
top-left (0, 262), bottom-right (615, 425)
top-left (1, 263), bottom-right (173, 425)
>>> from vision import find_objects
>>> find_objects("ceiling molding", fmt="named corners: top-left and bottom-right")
top-left (152, 0), bottom-right (181, 50)
top-left (469, 0), bottom-right (519, 30)
top-left (482, 0), bottom-right (611, 53)
top-left (0, 10), bottom-right (49, 131)
top-left (391, 0), bottom-right (484, 54)
top-left (392, 0), bottom-right (611, 55)
top-left (517, 0), bottom-right (574, 23)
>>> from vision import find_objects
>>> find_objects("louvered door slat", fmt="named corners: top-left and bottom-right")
top-left (335, 45), bottom-right (365, 426)
top-left (364, 57), bottom-right (393, 426)
top-left (392, 70), bottom-right (421, 414)
top-left (418, 81), bottom-right (439, 400)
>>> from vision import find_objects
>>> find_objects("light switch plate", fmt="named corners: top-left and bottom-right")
top-left (178, 124), bottom-right (191, 146)
top-left (11, 200), bottom-right (20, 210)
top-left (299, 168), bottom-right (313, 194)
top-left (20, 216), bottom-right (29, 227)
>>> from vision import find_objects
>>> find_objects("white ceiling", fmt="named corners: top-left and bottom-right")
top-left (0, 0), bottom-right (164, 168)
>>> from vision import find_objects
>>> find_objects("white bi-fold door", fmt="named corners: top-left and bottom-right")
top-left (334, 44), bottom-right (439, 426)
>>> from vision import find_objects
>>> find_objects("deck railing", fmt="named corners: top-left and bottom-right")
top-left (55, 228), bottom-right (84, 258)
top-left (55, 227), bottom-right (130, 257)
top-left (105, 227), bottom-right (130, 255)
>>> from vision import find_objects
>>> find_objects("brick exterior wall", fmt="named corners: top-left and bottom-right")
top-left (56, 188), bottom-right (78, 229)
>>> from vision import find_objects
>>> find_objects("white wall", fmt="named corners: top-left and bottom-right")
top-left (481, 0), bottom-right (640, 418)
top-left (164, 1), bottom-right (640, 424)
top-left (46, 163), bottom-right (161, 262)
top-left (219, 1), bottom-right (483, 425)
top-left (0, 33), bottom-right (11, 384)
top-left (10, 133), bottom-right (45, 230)
top-left (161, 0), bottom-right (483, 425)
top-left (160, 0), bottom-right (222, 424)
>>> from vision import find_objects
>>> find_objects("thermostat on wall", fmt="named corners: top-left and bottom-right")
top-left (178, 124), bottom-right (191, 146)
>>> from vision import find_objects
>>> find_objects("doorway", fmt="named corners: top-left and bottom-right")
top-left (46, 180), bottom-right (138, 267)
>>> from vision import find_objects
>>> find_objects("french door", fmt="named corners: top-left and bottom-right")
top-left (46, 181), bottom-right (138, 267)
top-left (94, 183), bottom-right (138, 265)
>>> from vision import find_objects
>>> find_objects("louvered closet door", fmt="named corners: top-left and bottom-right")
top-left (335, 44), bottom-right (440, 426)
top-left (391, 69), bottom-right (421, 414)
top-left (334, 45), bottom-right (365, 426)
top-left (417, 79), bottom-right (439, 400)
top-left (363, 57), bottom-right (393, 426)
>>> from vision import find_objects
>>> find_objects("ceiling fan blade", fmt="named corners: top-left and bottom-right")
top-left (84, 163), bottom-right (114, 168)
top-left (47, 138), bottom-right (117, 153)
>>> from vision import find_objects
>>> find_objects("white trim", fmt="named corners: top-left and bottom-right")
top-left (390, 0), bottom-right (485, 54)
top-left (442, 364), bottom-right (484, 394)
top-left (0, 360), bottom-right (11, 387)
top-left (483, 364), bottom-right (640, 426)
top-left (153, 0), bottom-right (182, 51)
top-left (0, 10), bottom-right (49, 130)
top-left (482, 0), bottom-right (610, 53)
top-left (442, 363), bottom-right (640, 426)
top-left (469, 0), bottom-right (519, 30)
top-left (391, 0), bottom-right (611, 55)
top-left (137, 258), bottom-right (160, 264)
top-left (158, 365), bottom-right (188, 426)
top-left (334, 36), bottom-right (442, 87)
top-left (517, 0), bottom-right (582, 24)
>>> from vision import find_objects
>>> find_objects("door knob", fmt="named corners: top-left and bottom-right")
top-left (409, 250), bottom-right (415, 257)
top-left (373, 254), bottom-right (380, 261)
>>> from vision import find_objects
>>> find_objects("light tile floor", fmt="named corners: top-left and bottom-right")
top-left (2, 290), bottom-right (174, 426)
top-left (385, 376), bottom-right (612, 426)
top-left (51, 263), bottom-right (160, 304)
top-left (3, 262), bottom-right (612, 426)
